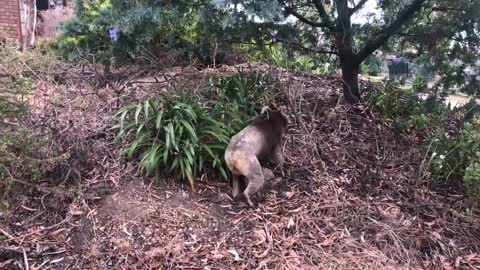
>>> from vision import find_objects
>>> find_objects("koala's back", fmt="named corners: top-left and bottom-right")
top-left (226, 125), bottom-right (267, 156)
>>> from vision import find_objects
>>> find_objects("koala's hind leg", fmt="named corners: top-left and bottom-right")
top-left (270, 144), bottom-right (285, 176)
top-left (232, 175), bottom-right (242, 199)
top-left (232, 175), bottom-right (248, 199)
top-left (242, 157), bottom-right (265, 207)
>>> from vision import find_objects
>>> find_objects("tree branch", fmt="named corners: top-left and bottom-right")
top-left (312, 0), bottom-right (335, 31)
top-left (348, 0), bottom-right (368, 16)
top-left (280, 1), bottom-right (330, 28)
top-left (355, 0), bottom-right (427, 63)
top-left (272, 35), bottom-right (338, 55)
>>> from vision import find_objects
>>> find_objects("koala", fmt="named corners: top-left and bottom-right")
top-left (224, 107), bottom-right (289, 207)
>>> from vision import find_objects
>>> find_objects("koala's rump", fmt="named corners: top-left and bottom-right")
top-left (225, 126), bottom-right (267, 175)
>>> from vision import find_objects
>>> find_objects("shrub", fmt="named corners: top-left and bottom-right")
top-left (0, 75), bottom-right (34, 121)
top-left (115, 71), bottom-right (283, 189)
top-left (359, 62), bottom-right (369, 75)
top-left (54, 0), bottom-right (115, 73)
top-left (367, 81), bottom-right (444, 133)
top-left (427, 118), bottom-right (480, 200)
top-left (55, 0), bottom-right (238, 72)
top-left (464, 162), bottom-right (480, 200)
top-left (264, 45), bottom-right (334, 75)
top-left (0, 128), bottom-right (49, 198)
top-left (363, 55), bottom-right (384, 76)
top-left (0, 61), bottom-right (47, 200)
top-left (412, 74), bottom-right (428, 92)
top-left (201, 71), bottom-right (283, 115)
top-left (115, 92), bottom-right (234, 189)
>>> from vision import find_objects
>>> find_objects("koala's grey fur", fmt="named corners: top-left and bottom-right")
top-left (224, 108), bottom-right (289, 207)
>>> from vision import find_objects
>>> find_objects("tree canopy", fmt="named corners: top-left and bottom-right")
top-left (214, 0), bottom-right (480, 102)
top-left (57, 0), bottom-right (480, 102)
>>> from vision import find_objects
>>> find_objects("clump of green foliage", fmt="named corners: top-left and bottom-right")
top-left (368, 79), bottom-right (480, 201)
top-left (0, 68), bottom-right (44, 201)
top-left (367, 81), bottom-right (446, 133)
top-left (412, 74), bottom-right (428, 92)
top-left (465, 161), bottom-right (480, 200)
top-left (363, 55), bottom-right (385, 76)
top-left (427, 116), bottom-right (480, 200)
top-left (0, 46), bottom-right (67, 208)
top-left (55, 0), bottom-right (238, 73)
top-left (236, 41), bottom-right (335, 75)
top-left (53, 0), bottom-right (117, 73)
top-left (115, 71), bottom-right (283, 189)
top-left (0, 73), bottom-right (37, 186)
top-left (0, 75), bottom-right (34, 121)
top-left (0, 128), bottom-right (49, 196)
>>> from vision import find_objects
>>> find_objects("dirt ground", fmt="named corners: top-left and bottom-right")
top-left (1, 64), bottom-right (480, 269)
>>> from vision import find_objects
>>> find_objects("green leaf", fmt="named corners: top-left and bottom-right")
top-left (202, 145), bottom-right (215, 159)
top-left (218, 166), bottom-right (228, 179)
top-left (166, 123), bottom-right (178, 151)
top-left (203, 130), bottom-right (229, 143)
top-left (127, 133), bottom-right (147, 157)
top-left (118, 109), bottom-right (129, 129)
top-left (136, 123), bottom-right (145, 137)
top-left (155, 111), bottom-right (164, 129)
top-left (144, 100), bottom-right (150, 121)
top-left (134, 105), bottom-right (142, 125)
top-left (184, 146), bottom-right (194, 165)
top-left (179, 119), bottom-right (198, 142)
top-left (170, 156), bottom-right (179, 172)
top-left (163, 144), bottom-right (170, 167)
top-left (179, 156), bottom-right (185, 179)
top-left (148, 143), bottom-right (162, 169)
top-left (164, 126), bottom-right (170, 148)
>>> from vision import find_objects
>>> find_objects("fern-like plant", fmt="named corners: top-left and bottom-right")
top-left (115, 71), bottom-right (283, 189)
top-left (115, 92), bottom-right (237, 190)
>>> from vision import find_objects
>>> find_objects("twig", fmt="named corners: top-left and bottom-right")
top-left (0, 227), bottom-right (16, 241)
top-left (23, 248), bottom-right (29, 270)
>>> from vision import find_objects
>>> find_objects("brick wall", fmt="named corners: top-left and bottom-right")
top-left (0, 0), bottom-right (22, 42)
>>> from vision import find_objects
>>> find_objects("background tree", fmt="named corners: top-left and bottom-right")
top-left (216, 0), bottom-right (428, 103)
top-left (390, 0), bottom-right (480, 96)
top-left (216, 0), bottom-right (479, 103)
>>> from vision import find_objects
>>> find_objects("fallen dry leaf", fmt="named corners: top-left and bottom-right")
top-left (319, 238), bottom-right (334, 247)
top-left (228, 249), bottom-right (241, 261)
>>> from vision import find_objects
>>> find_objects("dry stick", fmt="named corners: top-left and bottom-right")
top-left (0, 227), bottom-right (16, 241)
top-left (22, 248), bottom-right (29, 270)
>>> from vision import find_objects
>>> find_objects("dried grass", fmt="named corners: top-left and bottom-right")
top-left (36, 7), bottom-right (73, 39)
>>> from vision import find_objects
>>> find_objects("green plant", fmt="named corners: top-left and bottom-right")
top-left (427, 118), bottom-right (480, 200)
top-left (201, 71), bottom-right (283, 114)
top-left (115, 71), bottom-right (282, 189)
top-left (359, 62), bottom-right (369, 75)
top-left (464, 162), bottom-right (480, 200)
top-left (367, 81), bottom-right (447, 133)
top-left (412, 74), bottom-right (428, 92)
top-left (0, 75), bottom-right (35, 121)
top-left (363, 55), bottom-right (384, 76)
top-left (0, 128), bottom-right (50, 198)
top-left (116, 92), bottom-right (228, 189)
top-left (55, 0), bottom-right (239, 72)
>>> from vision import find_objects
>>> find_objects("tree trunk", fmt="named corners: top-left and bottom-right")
top-left (340, 57), bottom-right (361, 104)
top-left (334, 0), bottom-right (361, 104)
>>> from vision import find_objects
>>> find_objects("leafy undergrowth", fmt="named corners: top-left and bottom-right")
top-left (1, 63), bottom-right (479, 269)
